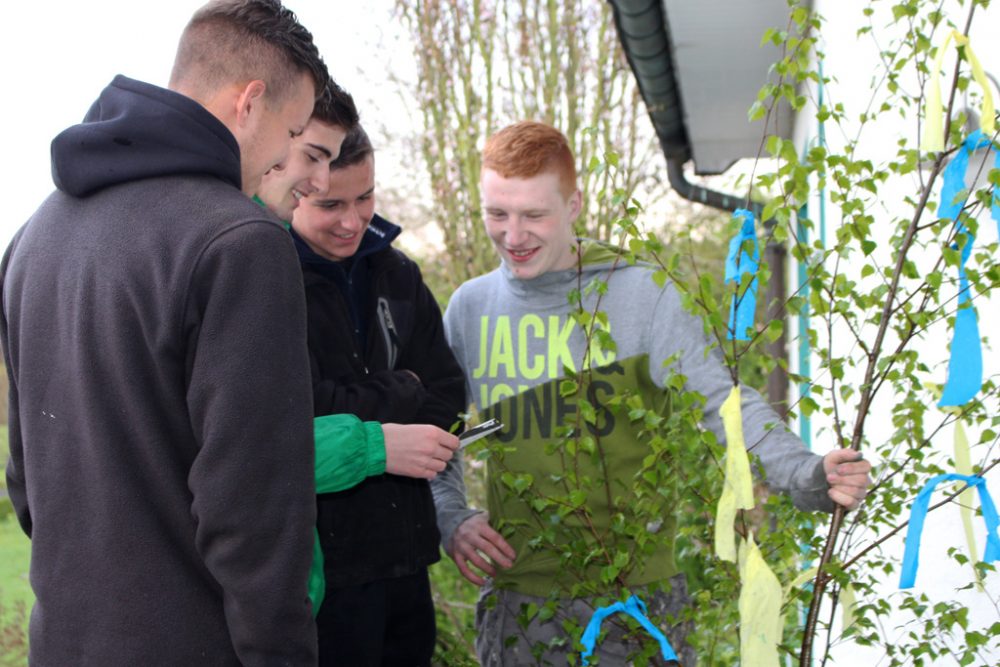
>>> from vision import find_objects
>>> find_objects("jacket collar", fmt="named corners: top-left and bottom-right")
top-left (290, 213), bottom-right (401, 267)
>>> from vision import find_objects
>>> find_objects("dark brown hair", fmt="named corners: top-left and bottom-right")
top-left (329, 125), bottom-right (373, 171)
top-left (312, 79), bottom-right (359, 130)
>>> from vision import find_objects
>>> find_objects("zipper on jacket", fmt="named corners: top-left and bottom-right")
top-left (377, 298), bottom-right (401, 370)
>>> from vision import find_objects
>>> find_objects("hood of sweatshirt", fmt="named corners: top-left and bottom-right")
top-left (51, 75), bottom-right (242, 197)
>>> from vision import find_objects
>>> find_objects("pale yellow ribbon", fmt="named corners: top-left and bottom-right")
top-left (714, 385), bottom-right (803, 663)
top-left (922, 30), bottom-right (996, 153)
top-left (715, 386), bottom-right (755, 562)
top-left (739, 534), bottom-right (783, 666)
top-left (953, 418), bottom-right (985, 591)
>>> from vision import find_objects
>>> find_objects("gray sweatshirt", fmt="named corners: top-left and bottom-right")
top-left (432, 240), bottom-right (831, 592)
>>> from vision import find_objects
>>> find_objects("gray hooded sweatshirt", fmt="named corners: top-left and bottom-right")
top-left (432, 240), bottom-right (831, 595)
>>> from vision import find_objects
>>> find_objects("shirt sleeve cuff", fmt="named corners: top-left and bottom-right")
top-left (363, 421), bottom-right (387, 477)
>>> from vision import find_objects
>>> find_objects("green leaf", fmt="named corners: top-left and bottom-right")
top-left (512, 473), bottom-right (534, 494)
top-left (765, 319), bottom-right (784, 343)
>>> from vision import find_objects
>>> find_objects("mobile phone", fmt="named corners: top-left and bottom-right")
top-left (459, 418), bottom-right (504, 449)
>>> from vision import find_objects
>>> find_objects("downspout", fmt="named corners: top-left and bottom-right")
top-left (609, 0), bottom-right (789, 414)
top-left (666, 159), bottom-right (762, 219)
top-left (667, 159), bottom-right (788, 414)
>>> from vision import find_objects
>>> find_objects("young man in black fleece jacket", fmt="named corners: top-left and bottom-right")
top-left (289, 124), bottom-right (466, 666)
top-left (1, 2), bottom-right (327, 665)
top-left (254, 88), bottom-right (461, 615)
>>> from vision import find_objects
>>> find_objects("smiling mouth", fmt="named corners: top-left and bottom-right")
top-left (507, 247), bottom-right (539, 262)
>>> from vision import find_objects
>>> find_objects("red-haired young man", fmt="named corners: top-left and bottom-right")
top-left (432, 120), bottom-right (872, 666)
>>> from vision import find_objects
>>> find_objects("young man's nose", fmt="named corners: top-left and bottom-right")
top-left (505, 219), bottom-right (529, 246)
top-left (306, 169), bottom-right (327, 197)
top-left (342, 206), bottom-right (364, 230)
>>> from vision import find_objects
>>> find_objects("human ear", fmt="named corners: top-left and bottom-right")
top-left (235, 80), bottom-right (267, 128)
top-left (568, 189), bottom-right (583, 221)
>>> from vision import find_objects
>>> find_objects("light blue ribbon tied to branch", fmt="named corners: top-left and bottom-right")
top-left (899, 473), bottom-right (1000, 588)
top-left (580, 595), bottom-right (679, 666)
top-left (937, 130), bottom-right (998, 407)
top-left (725, 208), bottom-right (760, 341)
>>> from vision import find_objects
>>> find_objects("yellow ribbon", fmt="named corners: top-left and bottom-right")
top-left (953, 418), bottom-right (984, 591)
top-left (840, 583), bottom-right (857, 632)
top-left (739, 535), bottom-right (783, 666)
top-left (922, 30), bottom-right (996, 153)
top-left (715, 386), bottom-right (755, 562)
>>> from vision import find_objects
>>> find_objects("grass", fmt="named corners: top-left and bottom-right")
top-left (429, 453), bottom-right (489, 665)
top-left (0, 518), bottom-right (30, 666)
top-left (0, 425), bottom-right (31, 666)
top-left (430, 554), bottom-right (480, 665)
top-left (0, 520), bottom-right (31, 612)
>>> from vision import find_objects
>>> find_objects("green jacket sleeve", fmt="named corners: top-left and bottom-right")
top-left (314, 414), bottom-right (386, 494)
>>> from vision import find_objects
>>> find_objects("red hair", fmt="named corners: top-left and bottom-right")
top-left (482, 121), bottom-right (577, 197)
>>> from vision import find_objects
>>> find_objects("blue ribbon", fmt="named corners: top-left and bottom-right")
top-left (943, 130), bottom-right (1000, 240)
top-left (938, 218), bottom-right (982, 406)
top-left (937, 131), bottom-right (996, 407)
top-left (899, 473), bottom-right (1000, 589)
top-left (937, 131), bottom-right (993, 220)
top-left (725, 209), bottom-right (760, 341)
top-left (580, 595), bottom-right (679, 665)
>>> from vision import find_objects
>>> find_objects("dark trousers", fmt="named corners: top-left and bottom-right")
top-left (316, 568), bottom-right (436, 667)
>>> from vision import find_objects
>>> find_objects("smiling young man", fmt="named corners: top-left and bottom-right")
top-left (431, 121), bottom-right (873, 666)
top-left (1, 1), bottom-right (330, 665)
top-left (477, 160), bottom-right (581, 279)
top-left (257, 80), bottom-right (356, 221)
top-left (289, 124), bottom-right (466, 667)
top-left (254, 92), bottom-right (461, 620)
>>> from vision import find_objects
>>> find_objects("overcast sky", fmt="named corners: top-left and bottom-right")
top-left (0, 0), bottom-right (414, 248)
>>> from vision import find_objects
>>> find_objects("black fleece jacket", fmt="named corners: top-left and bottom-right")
top-left (291, 217), bottom-right (465, 587)
top-left (1, 76), bottom-right (317, 666)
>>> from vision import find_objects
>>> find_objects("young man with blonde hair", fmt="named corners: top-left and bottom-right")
top-left (433, 120), bottom-right (872, 665)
